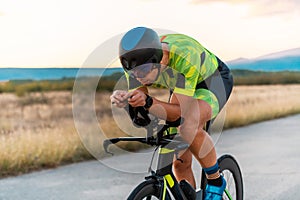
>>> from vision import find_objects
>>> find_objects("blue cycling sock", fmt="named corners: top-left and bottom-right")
top-left (204, 162), bottom-right (223, 186)
top-left (203, 162), bottom-right (219, 175)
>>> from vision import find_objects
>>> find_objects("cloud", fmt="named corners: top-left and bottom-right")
top-left (249, 0), bottom-right (300, 16)
top-left (190, 0), bottom-right (250, 5)
top-left (190, 0), bottom-right (300, 16)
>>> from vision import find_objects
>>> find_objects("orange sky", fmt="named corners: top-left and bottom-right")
top-left (0, 0), bottom-right (299, 67)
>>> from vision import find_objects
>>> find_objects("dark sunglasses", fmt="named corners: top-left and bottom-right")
top-left (128, 63), bottom-right (159, 79)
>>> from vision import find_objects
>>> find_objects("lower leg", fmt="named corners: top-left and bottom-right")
top-left (187, 129), bottom-right (223, 186)
top-left (187, 128), bottom-right (217, 168)
top-left (203, 162), bottom-right (224, 186)
top-left (173, 150), bottom-right (196, 188)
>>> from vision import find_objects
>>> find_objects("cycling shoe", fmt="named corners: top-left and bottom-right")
top-left (204, 176), bottom-right (226, 200)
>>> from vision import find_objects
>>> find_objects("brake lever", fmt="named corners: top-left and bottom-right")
top-left (103, 138), bottom-right (122, 156)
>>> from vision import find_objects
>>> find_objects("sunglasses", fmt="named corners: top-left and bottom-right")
top-left (128, 63), bottom-right (159, 79)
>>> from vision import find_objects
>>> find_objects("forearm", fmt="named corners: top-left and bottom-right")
top-left (149, 97), bottom-right (181, 122)
top-left (127, 87), bottom-right (181, 121)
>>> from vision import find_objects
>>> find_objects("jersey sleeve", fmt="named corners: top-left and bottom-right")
top-left (172, 47), bottom-right (203, 97)
top-left (161, 34), bottom-right (219, 97)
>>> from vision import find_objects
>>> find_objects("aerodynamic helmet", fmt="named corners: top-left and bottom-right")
top-left (119, 27), bottom-right (163, 71)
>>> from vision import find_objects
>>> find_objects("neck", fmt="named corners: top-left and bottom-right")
top-left (160, 43), bottom-right (169, 70)
top-left (160, 64), bottom-right (167, 73)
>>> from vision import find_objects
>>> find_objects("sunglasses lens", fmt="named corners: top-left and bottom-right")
top-left (130, 63), bottom-right (154, 78)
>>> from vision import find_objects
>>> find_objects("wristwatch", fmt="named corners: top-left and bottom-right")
top-left (144, 94), bottom-right (153, 109)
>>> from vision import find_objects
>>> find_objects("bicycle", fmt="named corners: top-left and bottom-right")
top-left (104, 106), bottom-right (243, 200)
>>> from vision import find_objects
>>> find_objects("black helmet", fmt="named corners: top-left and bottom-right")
top-left (119, 27), bottom-right (162, 71)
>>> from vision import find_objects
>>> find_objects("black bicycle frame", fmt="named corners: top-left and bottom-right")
top-left (103, 108), bottom-right (196, 200)
top-left (153, 147), bottom-right (188, 200)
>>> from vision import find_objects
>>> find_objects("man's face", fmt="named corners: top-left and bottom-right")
top-left (129, 63), bottom-right (159, 86)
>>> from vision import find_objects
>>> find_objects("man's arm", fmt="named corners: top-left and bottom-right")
top-left (128, 88), bottom-right (181, 122)
top-left (149, 96), bottom-right (181, 122)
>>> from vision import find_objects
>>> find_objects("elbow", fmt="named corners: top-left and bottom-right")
top-left (167, 105), bottom-right (181, 122)
top-left (167, 115), bottom-right (181, 122)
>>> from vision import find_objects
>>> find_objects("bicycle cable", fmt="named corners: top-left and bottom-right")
top-left (148, 146), bottom-right (159, 174)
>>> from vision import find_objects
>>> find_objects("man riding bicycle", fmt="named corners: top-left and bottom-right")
top-left (110, 27), bottom-right (233, 200)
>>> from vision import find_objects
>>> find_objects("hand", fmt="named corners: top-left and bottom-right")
top-left (128, 89), bottom-right (147, 107)
top-left (110, 90), bottom-right (131, 108)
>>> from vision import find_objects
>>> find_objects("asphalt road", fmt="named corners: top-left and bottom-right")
top-left (0, 114), bottom-right (299, 200)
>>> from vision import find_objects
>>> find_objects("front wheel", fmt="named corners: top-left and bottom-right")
top-left (201, 155), bottom-right (244, 200)
top-left (127, 179), bottom-right (171, 200)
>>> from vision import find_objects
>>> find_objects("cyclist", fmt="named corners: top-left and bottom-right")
top-left (111, 27), bottom-right (233, 200)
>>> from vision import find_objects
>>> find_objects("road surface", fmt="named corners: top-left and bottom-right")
top-left (0, 115), bottom-right (299, 199)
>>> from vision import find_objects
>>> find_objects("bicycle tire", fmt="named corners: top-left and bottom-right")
top-left (201, 155), bottom-right (244, 200)
top-left (127, 179), bottom-right (171, 200)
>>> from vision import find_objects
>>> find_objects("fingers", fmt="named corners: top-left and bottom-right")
top-left (110, 89), bottom-right (147, 108)
top-left (128, 90), bottom-right (146, 107)
top-left (123, 91), bottom-right (134, 100)
top-left (110, 90), bottom-right (129, 108)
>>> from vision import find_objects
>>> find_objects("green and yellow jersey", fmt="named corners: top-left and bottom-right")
top-left (159, 34), bottom-right (219, 95)
top-left (125, 34), bottom-right (220, 118)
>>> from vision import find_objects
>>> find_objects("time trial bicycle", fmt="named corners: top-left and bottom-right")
top-left (104, 106), bottom-right (243, 200)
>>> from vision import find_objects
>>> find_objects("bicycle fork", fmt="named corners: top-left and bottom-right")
top-left (152, 147), bottom-right (188, 200)
top-left (146, 174), bottom-right (187, 200)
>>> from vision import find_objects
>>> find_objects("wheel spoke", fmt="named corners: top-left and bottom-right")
top-left (145, 197), bottom-right (158, 200)
top-left (221, 170), bottom-right (236, 200)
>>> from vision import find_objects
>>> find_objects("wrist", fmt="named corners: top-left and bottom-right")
top-left (144, 94), bottom-right (153, 109)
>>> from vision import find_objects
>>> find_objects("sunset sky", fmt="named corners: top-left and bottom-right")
top-left (0, 0), bottom-right (299, 67)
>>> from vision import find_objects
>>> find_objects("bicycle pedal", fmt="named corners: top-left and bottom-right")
top-left (179, 180), bottom-right (197, 200)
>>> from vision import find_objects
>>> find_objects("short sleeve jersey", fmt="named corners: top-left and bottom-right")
top-left (160, 34), bottom-right (219, 96)
top-left (125, 34), bottom-right (219, 97)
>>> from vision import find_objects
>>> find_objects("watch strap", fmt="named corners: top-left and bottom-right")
top-left (144, 94), bottom-right (153, 109)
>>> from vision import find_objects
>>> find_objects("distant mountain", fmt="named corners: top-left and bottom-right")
top-left (257, 48), bottom-right (300, 59)
top-left (227, 57), bottom-right (250, 65)
top-left (227, 48), bottom-right (300, 71)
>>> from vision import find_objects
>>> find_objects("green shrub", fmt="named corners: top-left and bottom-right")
top-left (232, 70), bottom-right (300, 85)
top-left (0, 70), bottom-right (299, 95)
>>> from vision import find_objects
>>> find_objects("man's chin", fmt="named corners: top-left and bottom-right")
top-left (144, 83), bottom-right (153, 86)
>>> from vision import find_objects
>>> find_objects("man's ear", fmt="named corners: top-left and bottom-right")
top-left (160, 43), bottom-right (169, 66)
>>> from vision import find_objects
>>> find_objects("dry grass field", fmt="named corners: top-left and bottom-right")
top-left (225, 84), bottom-right (300, 128)
top-left (0, 84), bottom-right (300, 177)
top-left (0, 92), bottom-right (92, 176)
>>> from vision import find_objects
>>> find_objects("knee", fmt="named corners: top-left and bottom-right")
top-left (179, 121), bottom-right (205, 142)
top-left (180, 119), bottom-right (199, 135)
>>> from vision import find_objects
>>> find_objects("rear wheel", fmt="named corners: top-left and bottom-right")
top-left (201, 155), bottom-right (243, 200)
top-left (127, 179), bottom-right (171, 200)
